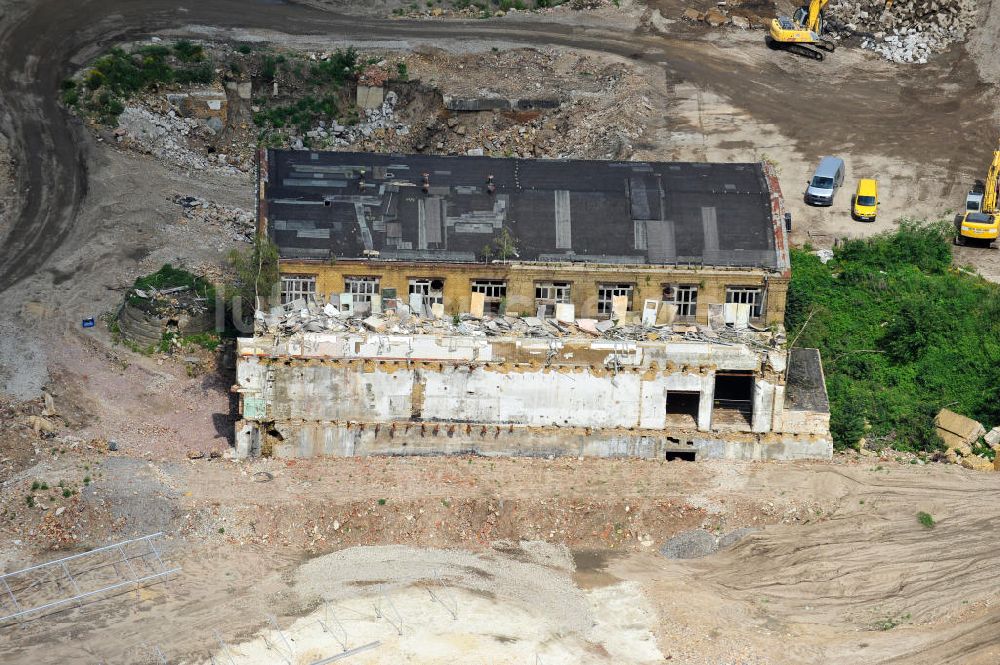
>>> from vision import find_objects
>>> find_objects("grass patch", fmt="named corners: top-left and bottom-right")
top-left (787, 221), bottom-right (1000, 452)
top-left (254, 95), bottom-right (341, 133)
top-left (129, 264), bottom-right (215, 306)
top-left (872, 612), bottom-right (911, 631)
top-left (917, 511), bottom-right (935, 528)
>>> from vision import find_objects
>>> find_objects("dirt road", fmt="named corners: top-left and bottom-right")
top-left (0, 0), bottom-right (995, 294)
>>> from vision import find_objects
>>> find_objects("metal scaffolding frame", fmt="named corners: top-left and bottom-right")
top-left (210, 629), bottom-right (238, 665)
top-left (317, 600), bottom-right (349, 652)
top-left (263, 614), bottom-right (294, 664)
top-left (425, 570), bottom-right (458, 621)
top-left (372, 587), bottom-right (403, 636)
top-left (0, 533), bottom-right (179, 625)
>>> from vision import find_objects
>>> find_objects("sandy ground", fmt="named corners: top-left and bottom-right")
top-left (1, 455), bottom-right (998, 664)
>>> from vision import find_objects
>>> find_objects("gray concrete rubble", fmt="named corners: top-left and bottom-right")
top-left (255, 294), bottom-right (781, 347)
top-left (828, 0), bottom-right (979, 63)
top-left (234, 300), bottom-right (832, 462)
top-left (171, 194), bottom-right (254, 242)
top-left (116, 105), bottom-right (245, 176)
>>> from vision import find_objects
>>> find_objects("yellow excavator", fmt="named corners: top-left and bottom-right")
top-left (956, 142), bottom-right (1000, 246)
top-left (768, 0), bottom-right (836, 61)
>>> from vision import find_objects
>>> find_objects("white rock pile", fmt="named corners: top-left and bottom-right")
top-left (116, 106), bottom-right (245, 176)
top-left (829, 0), bottom-right (979, 63)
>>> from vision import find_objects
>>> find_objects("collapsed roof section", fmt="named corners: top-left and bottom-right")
top-left (261, 150), bottom-right (789, 271)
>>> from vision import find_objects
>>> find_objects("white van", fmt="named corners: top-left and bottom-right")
top-left (804, 156), bottom-right (845, 206)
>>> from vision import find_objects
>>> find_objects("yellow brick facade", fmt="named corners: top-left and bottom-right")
top-left (278, 260), bottom-right (789, 326)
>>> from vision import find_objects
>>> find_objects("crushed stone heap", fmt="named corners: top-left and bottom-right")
top-left (828, 0), bottom-right (979, 63)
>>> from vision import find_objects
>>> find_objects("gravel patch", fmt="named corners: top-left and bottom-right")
top-left (659, 529), bottom-right (718, 560)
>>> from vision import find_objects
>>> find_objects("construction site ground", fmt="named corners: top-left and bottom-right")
top-left (2, 0), bottom-right (1000, 662)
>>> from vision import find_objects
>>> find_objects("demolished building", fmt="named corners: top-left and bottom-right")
top-left (233, 150), bottom-right (832, 461)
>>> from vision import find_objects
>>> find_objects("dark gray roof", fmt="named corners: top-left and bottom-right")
top-left (263, 150), bottom-right (781, 268)
top-left (786, 348), bottom-right (830, 413)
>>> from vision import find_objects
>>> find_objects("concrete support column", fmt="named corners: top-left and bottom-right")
top-left (771, 384), bottom-right (786, 432)
top-left (234, 420), bottom-right (258, 459)
top-left (697, 373), bottom-right (715, 431)
top-left (752, 380), bottom-right (775, 433)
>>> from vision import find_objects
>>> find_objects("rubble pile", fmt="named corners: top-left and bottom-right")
top-left (171, 194), bottom-right (254, 242)
top-left (828, 0), bottom-right (979, 63)
top-left (403, 49), bottom-right (649, 160)
top-left (929, 408), bottom-right (1000, 472)
top-left (256, 296), bottom-right (782, 350)
top-left (292, 91), bottom-right (409, 151)
top-left (115, 105), bottom-right (246, 176)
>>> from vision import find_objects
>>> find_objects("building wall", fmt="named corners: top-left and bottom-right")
top-left (232, 333), bottom-right (833, 461)
top-left (277, 260), bottom-right (789, 326)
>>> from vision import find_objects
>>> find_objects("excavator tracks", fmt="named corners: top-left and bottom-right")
top-left (786, 42), bottom-right (825, 60)
top-left (766, 36), bottom-right (836, 61)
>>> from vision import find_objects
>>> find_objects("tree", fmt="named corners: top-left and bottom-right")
top-left (227, 236), bottom-right (279, 320)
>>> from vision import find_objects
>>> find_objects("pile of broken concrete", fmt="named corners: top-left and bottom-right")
top-left (172, 195), bottom-right (254, 242)
top-left (933, 408), bottom-right (999, 472)
top-left (115, 104), bottom-right (246, 175)
top-left (828, 0), bottom-right (979, 63)
top-left (255, 296), bottom-right (781, 350)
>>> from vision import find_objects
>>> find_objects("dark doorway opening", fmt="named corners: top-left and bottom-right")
top-left (713, 371), bottom-right (754, 427)
top-left (665, 390), bottom-right (700, 428)
top-left (665, 449), bottom-right (697, 461)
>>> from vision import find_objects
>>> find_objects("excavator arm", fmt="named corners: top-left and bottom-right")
top-left (805, 0), bottom-right (830, 32)
top-left (983, 146), bottom-right (1000, 214)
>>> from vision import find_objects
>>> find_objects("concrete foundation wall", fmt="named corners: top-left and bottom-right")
top-left (235, 419), bottom-right (831, 461)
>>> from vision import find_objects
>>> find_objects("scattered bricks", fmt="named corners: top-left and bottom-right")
top-left (704, 8), bottom-right (729, 27)
top-left (731, 15), bottom-right (751, 30)
top-left (960, 456), bottom-right (994, 472)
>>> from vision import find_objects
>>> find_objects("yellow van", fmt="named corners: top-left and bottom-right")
top-left (852, 179), bottom-right (878, 222)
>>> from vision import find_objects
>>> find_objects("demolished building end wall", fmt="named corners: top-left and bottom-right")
top-left (232, 332), bottom-right (832, 462)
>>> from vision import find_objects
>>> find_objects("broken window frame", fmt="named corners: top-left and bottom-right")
top-left (725, 286), bottom-right (765, 319)
top-left (280, 274), bottom-right (317, 305)
top-left (408, 278), bottom-right (445, 311)
top-left (471, 279), bottom-right (507, 315)
top-left (345, 275), bottom-right (380, 313)
top-left (534, 281), bottom-right (572, 317)
top-left (596, 283), bottom-right (634, 318)
top-left (662, 284), bottom-right (698, 319)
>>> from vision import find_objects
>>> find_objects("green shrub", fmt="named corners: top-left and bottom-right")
top-left (309, 47), bottom-right (358, 85)
top-left (787, 221), bottom-right (1000, 452)
top-left (174, 62), bottom-right (214, 85)
top-left (85, 70), bottom-right (105, 90)
top-left (261, 55), bottom-right (279, 81)
top-left (917, 511), bottom-right (935, 528)
top-left (72, 44), bottom-right (216, 123)
top-left (61, 88), bottom-right (79, 107)
top-left (173, 40), bottom-right (205, 63)
top-left (183, 332), bottom-right (222, 351)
